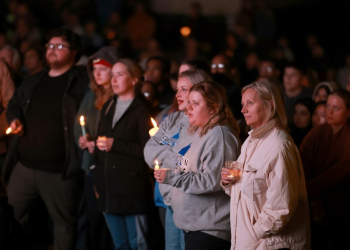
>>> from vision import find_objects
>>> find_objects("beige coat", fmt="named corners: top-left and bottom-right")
top-left (223, 119), bottom-right (310, 250)
top-left (0, 60), bottom-right (15, 154)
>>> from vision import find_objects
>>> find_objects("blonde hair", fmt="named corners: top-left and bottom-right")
top-left (242, 80), bottom-right (287, 129)
top-left (179, 69), bottom-right (212, 83)
top-left (168, 69), bottom-right (211, 113)
top-left (188, 81), bottom-right (240, 137)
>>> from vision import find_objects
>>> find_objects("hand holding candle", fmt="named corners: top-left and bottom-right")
top-left (154, 160), bottom-right (166, 183)
top-left (8, 119), bottom-right (23, 135)
top-left (149, 118), bottom-right (159, 137)
top-left (221, 161), bottom-right (242, 185)
top-left (80, 116), bottom-right (87, 138)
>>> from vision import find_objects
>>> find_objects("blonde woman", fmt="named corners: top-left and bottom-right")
top-left (221, 80), bottom-right (310, 250)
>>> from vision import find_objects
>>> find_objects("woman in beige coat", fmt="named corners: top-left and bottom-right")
top-left (221, 80), bottom-right (310, 250)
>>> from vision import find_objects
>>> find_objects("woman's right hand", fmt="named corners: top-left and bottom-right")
top-left (10, 119), bottom-right (24, 135)
top-left (79, 136), bottom-right (88, 149)
top-left (221, 167), bottom-right (235, 186)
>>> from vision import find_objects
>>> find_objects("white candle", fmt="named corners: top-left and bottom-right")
top-left (149, 118), bottom-right (159, 137)
top-left (155, 160), bottom-right (159, 170)
top-left (80, 116), bottom-right (87, 138)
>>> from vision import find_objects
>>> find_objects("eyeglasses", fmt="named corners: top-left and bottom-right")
top-left (45, 43), bottom-right (70, 50)
top-left (211, 63), bottom-right (226, 69)
top-left (142, 92), bottom-right (153, 98)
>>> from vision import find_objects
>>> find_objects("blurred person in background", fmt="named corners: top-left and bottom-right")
top-left (141, 80), bottom-right (161, 117)
top-left (300, 90), bottom-right (350, 249)
top-left (144, 56), bottom-right (174, 109)
top-left (312, 81), bottom-right (339, 103)
top-left (0, 45), bottom-right (22, 88)
top-left (289, 98), bottom-right (315, 148)
top-left (312, 101), bottom-right (327, 127)
top-left (240, 50), bottom-right (259, 87)
top-left (0, 58), bottom-right (15, 176)
top-left (23, 45), bottom-right (46, 76)
top-left (257, 58), bottom-right (282, 91)
top-left (4, 28), bottom-right (88, 250)
top-left (127, 2), bottom-right (156, 56)
top-left (74, 46), bottom-right (118, 250)
top-left (283, 62), bottom-right (312, 122)
top-left (210, 53), bottom-right (243, 125)
top-left (337, 53), bottom-right (350, 89)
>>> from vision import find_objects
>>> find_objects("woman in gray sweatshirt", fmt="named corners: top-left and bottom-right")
top-left (155, 81), bottom-right (241, 250)
top-left (144, 68), bottom-right (211, 250)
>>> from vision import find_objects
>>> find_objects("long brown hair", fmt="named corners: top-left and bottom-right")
top-left (90, 77), bottom-right (114, 110)
top-left (188, 81), bottom-right (240, 137)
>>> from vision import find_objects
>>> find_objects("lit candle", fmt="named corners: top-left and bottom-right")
top-left (6, 127), bottom-right (12, 134)
top-left (155, 160), bottom-right (159, 170)
top-left (80, 116), bottom-right (87, 138)
top-left (149, 118), bottom-right (159, 137)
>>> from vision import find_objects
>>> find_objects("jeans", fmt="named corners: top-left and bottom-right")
top-left (103, 213), bottom-right (148, 250)
top-left (165, 206), bottom-right (185, 250)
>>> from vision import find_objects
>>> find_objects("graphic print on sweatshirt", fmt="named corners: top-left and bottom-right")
top-left (175, 143), bottom-right (191, 172)
top-left (160, 129), bottom-right (180, 147)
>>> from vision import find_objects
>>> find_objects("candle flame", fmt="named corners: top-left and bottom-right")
top-left (80, 116), bottom-right (85, 126)
top-left (6, 127), bottom-right (12, 134)
top-left (155, 160), bottom-right (159, 170)
top-left (151, 118), bottom-right (157, 128)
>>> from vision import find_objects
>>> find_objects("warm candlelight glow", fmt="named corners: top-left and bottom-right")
top-left (155, 160), bottom-right (159, 170)
top-left (151, 118), bottom-right (157, 128)
top-left (80, 116), bottom-right (85, 126)
top-left (6, 127), bottom-right (12, 134)
top-left (149, 118), bottom-right (159, 137)
top-left (180, 26), bottom-right (191, 37)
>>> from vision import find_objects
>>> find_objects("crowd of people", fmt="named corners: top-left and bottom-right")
top-left (1, 0), bottom-right (350, 250)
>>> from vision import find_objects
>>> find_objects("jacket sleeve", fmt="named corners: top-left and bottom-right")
top-left (252, 144), bottom-right (300, 239)
top-left (144, 114), bottom-right (173, 168)
top-left (111, 106), bottom-right (152, 159)
top-left (163, 128), bottom-right (239, 194)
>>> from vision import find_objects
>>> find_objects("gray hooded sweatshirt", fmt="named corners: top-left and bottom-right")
top-left (144, 111), bottom-right (189, 206)
top-left (162, 125), bottom-right (241, 241)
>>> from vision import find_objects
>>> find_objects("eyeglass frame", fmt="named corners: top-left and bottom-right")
top-left (45, 43), bottom-right (70, 50)
top-left (211, 63), bottom-right (226, 69)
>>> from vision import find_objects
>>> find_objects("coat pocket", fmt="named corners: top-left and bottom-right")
top-left (241, 165), bottom-right (263, 201)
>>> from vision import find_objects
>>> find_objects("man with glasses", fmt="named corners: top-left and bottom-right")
top-left (4, 29), bottom-right (89, 250)
top-left (210, 53), bottom-right (242, 120)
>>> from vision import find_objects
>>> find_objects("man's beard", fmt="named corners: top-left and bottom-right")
top-left (46, 54), bottom-right (73, 69)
